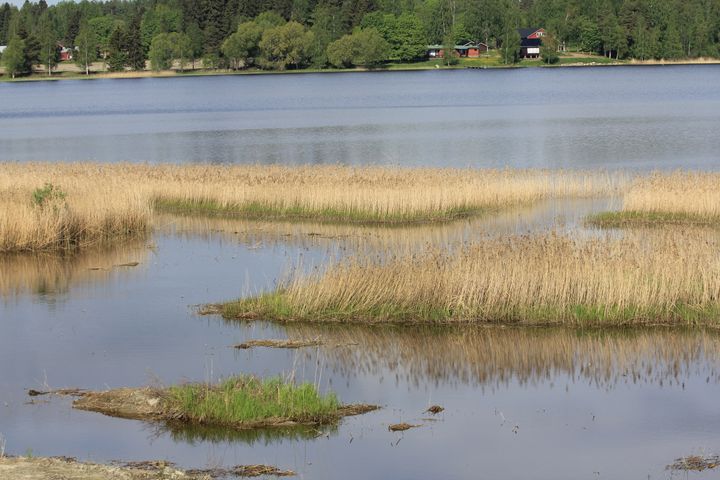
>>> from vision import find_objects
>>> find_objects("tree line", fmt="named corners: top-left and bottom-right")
top-left (1, 0), bottom-right (719, 77)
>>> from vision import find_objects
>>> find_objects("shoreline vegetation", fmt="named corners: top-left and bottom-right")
top-left (71, 375), bottom-right (378, 429)
top-left (1, 56), bottom-right (719, 83)
top-left (2, 0), bottom-right (720, 85)
top-left (214, 230), bottom-right (720, 327)
top-left (0, 163), bottom-right (623, 252)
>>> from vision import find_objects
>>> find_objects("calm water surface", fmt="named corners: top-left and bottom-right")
top-left (1, 66), bottom-right (719, 169)
top-left (1, 204), bottom-right (720, 479)
top-left (2, 68), bottom-right (720, 479)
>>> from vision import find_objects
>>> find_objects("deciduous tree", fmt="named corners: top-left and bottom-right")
top-left (259, 21), bottom-right (314, 70)
top-left (74, 23), bottom-right (97, 75)
top-left (2, 35), bottom-right (25, 78)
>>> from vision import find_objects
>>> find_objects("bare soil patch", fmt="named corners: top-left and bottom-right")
top-left (0, 456), bottom-right (208, 480)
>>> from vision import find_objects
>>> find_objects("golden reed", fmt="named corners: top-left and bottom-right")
top-left (0, 162), bottom-right (623, 252)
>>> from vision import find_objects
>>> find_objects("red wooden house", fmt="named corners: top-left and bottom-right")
top-left (427, 42), bottom-right (490, 59)
top-left (518, 28), bottom-right (546, 58)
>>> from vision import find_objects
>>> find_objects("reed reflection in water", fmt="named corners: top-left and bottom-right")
top-left (0, 239), bottom-right (150, 300)
top-left (279, 324), bottom-right (720, 390)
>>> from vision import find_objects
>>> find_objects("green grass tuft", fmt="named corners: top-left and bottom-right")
top-left (154, 197), bottom-right (485, 225)
top-left (166, 376), bottom-right (340, 426)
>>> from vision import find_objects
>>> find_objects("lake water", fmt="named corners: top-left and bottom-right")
top-left (1, 66), bottom-right (719, 169)
top-left (2, 67), bottom-right (720, 479)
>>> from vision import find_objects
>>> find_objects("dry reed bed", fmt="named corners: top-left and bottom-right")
top-left (1, 162), bottom-right (623, 252)
top-left (591, 172), bottom-right (720, 227)
top-left (0, 163), bottom-right (151, 252)
top-left (219, 229), bottom-right (720, 325)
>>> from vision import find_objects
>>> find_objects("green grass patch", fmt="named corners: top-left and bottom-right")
top-left (587, 210), bottom-right (720, 228)
top-left (154, 197), bottom-right (485, 225)
top-left (214, 293), bottom-right (720, 327)
top-left (167, 376), bottom-right (341, 426)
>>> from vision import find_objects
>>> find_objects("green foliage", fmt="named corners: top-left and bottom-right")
top-left (2, 35), bottom-right (25, 78)
top-left (38, 12), bottom-right (59, 75)
top-left (579, 17), bottom-right (602, 53)
top-left (18, 25), bottom-right (41, 74)
top-left (307, 5), bottom-right (345, 67)
top-left (167, 376), bottom-right (340, 425)
top-left (327, 28), bottom-right (390, 69)
top-left (125, 15), bottom-right (145, 71)
top-left (74, 23), bottom-right (98, 74)
top-left (106, 24), bottom-right (127, 72)
top-left (2, 0), bottom-right (720, 78)
top-left (141, 4), bottom-right (182, 52)
top-left (500, 27), bottom-right (520, 64)
top-left (32, 183), bottom-right (66, 208)
top-left (149, 33), bottom-right (174, 71)
top-left (170, 32), bottom-right (192, 72)
top-left (441, 33), bottom-right (459, 66)
top-left (222, 21), bottom-right (263, 69)
top-left (541, 33), bottom-right (559, 64)
top-left (361, 11), bottom-right (427, 61)
top-left (87, 16), bottom-right (118, 58)
top-left (394, 13), bottom-right (428, 61)
top-left (259, 21), bottom-right (314, 70)
top-left (185, 22), bottom-right (204, 68)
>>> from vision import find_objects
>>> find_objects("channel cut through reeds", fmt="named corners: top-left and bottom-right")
top-left (0, 162), bottom-right (623, 252)
top-left (218, 229), bottom-right (720, 326)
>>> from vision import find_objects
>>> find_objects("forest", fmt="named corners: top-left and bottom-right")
top-left (1, 0), bottom-right (719, 77)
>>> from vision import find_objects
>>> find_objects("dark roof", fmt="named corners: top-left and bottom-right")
top-left (521, 38), bottom-right (542, 48)
top-left (518, 28), bottom-right (541, 39)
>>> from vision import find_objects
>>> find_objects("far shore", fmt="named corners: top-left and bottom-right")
top-left (1, 55), bottom-right (718, 84)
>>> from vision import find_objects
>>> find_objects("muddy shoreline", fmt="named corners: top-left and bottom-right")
top-left (0, 456), bottom-right (296, 479)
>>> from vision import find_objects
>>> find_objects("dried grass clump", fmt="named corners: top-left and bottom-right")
top-left (222, 229), bottom-right (720, 325)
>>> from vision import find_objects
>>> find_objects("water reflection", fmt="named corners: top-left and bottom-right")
top-left (271, 324), bottom-right (720, 390)
top-left (160, 421), bottom-right (331, 446)
top-left (0, 239), bottom-right (150, 300)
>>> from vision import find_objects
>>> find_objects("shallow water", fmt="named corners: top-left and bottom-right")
top-left (1, 203), bottom-right (720, 479)
top-left (1, 66), bottom-right (720, 169)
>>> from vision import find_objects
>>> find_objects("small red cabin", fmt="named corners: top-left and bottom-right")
top-left (58, 45), bottom-right (73, 61)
